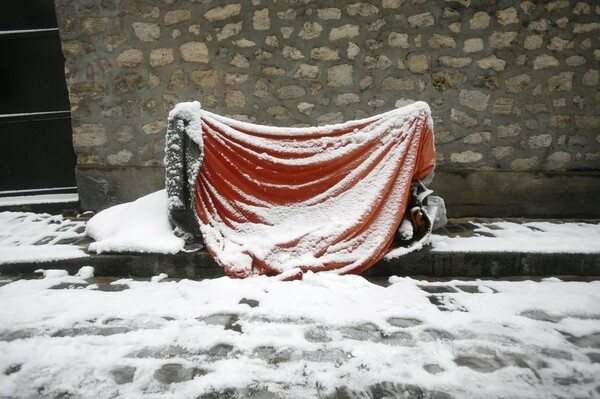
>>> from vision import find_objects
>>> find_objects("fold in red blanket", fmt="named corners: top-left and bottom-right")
top-left (174, 101), bottom-right (436, 278)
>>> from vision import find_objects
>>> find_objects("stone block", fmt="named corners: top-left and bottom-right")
top-left (470, 12), bottom-right (490, 29)
top-left (381, 77), bottom-right (416, 91)
top-left (113, 73), bottom-right (142, 94)
top-left (347, 42), bottom-right (360, 59)
top-left (142, 120), bottom-right (167, 135)
top-left (492, 97), bottom-right (514, 115)
top-left (450, 109), bottom-right (478, 127)
top-left (428, 34), bottom-right (456, 49)
top-left (583, 70), bottom-right (599, 86)
top-left (492, 146), bottom-right (514, 159)
top-left (282, 46), bottom-right (304, 59)
top-left (204, 4), bottom-right (241, 21)
top-left (164, 9), bottom-right (191, 25)
top-left (528, 134), bottom-right (552, 149)
top-left (224, 73), bottom-right (248, 85)
top-left (180, 42), bottom-right (209, 63)
top-left (335, 93), bottom-right (360, 106)
top-left (311, 46), bottom-right (339, 61)
top-left (524, 35), bottom-right (543, 50)
top-left (533, 54), bottom-right (559, 70)
top-left (216, 22), bottom-right (242, 41)
top-left (107, 150), bottom-right (133, 165)
top-left (72, 124), bottom-right (107, 148)
top-left (545, 152), bottom-right (571, 170)
top-left (277, 85), bottom-right (306, 99)
top-left (511, 157), bottom-right (539, 171)
top-left (253, 9), bottom-right (270, 30)
top-left (317, 8), bottom-right (341, 20)
top-left (293, 64), bottom-right (319, 79)
top-left (317, 112), bottom-right (344, 125)
top-left (131, 22), bottom-right (160, 42)
top-left (431, 71), bottom-right (463, 92)
top-left (149, 48), bottom-right (174, 67)
top-left (477, 55), bottom-right (506, 71)
top-left (497, 123), bottom-right (521, 138)
top-left (547, 37), bottom-right (574, 51)
top-left (407, 54), bottom-right (429, 73)
top-left (489, 31), bottom-right (518, 48)
top-left (496, 7), bottom-right (518, 25)
top-left (327, 64), bottom-right (353, 87)
top-left (463, 132), bottom-right (491, 144)
top-left (388, 32), bottom-right (409, 48)
top-left (459, 90), bottom-right (490, 111)
top-left (191, 69), bottom-right (219, 88)
top-left (299, 22), bottom-right (323, 39)
top-left (329, 24), bottom-right (360, 40)
top-left (116, 49), bottom-right (143, 68)
top-left (230, 53), bottom-right (250, 69)
top-left (438, 56), bottom-right (472, 68)
top-left (547, 72), bottom-right (574, 92)
top-left (408, 12), bottom-right (434, 27)
top-left (364, 55), bottom-right (392, 70)
top-left (451, 151), bottom-right (483, 163)
top-left (549, 115), bottom-right (570, 129)
top-left (81, 17), bottom-right (108, 34)
top-left (463, 38), bottom-right (483, 53)
top-left (225, 90), bottom-right (246, 108)
top-left (575, 116), bottom-right (600, 129)
top-left (505, 74), bottom-right (531, 93)
top-left (347, 3), bottom-right (379, 17)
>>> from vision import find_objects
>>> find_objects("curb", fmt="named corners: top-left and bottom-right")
top-left (2, 250), bottom-right (599, 280)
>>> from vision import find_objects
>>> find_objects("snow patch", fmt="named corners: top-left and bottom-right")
top-left (86, 190), bottom-right (184, 254)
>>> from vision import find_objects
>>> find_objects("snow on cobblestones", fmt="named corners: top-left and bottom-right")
top-left (0, 212), bottom-right (87, 264)
top-left (0, 270), bottom-right (599, 398)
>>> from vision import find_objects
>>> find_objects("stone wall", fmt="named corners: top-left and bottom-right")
top-left (54, 0), bottom-right (600, 216)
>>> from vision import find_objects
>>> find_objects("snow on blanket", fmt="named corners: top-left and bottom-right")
top-left (0, 270), bottom-right (599, 398)
top-left (170, 101), bottom-right (436, 277)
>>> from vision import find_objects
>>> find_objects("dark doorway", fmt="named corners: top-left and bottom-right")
top-left (0, 0), bottom-right (77, 196)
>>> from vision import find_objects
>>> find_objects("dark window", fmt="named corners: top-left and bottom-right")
top-left (0, 0), bottom-right (76, 193)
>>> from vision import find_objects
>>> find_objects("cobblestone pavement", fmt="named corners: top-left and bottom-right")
top-left (0, 272), bottom-right (599, 398)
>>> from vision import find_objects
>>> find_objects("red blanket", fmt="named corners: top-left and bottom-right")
top-left (177, 102), bottom-right (435, 278)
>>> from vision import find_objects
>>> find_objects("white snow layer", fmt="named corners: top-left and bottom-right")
top-left (86, 190), bottom-right (185, 254)
top-left (429, 221), bottom-right (600, 254)
top-left (0, 193), bottom-right (78, 206)
top-left (0, 272), bottom-right (598, 398)
top-left (84, 190), bottom-right (600, 256)
top-left (0, 212), bottom-right (87, 265)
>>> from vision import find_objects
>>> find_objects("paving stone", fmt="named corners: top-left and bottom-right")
top-left (110, 366), bottom-right (136, 385)
top-left (208, 343), bottom-right (234, 360)
top-left (568, 333), bottom-right (600, 349)
top-left (387, 317), bottom-right (422, 328)
top-left (520, 310), bottom-right (563, 323)
top-left (153, 363), bottom-right (207, 384)
top-left (52, 326), bottom-right (129, 337)
top-left (419, 285), bottom-right (458, 294)
top-left (304, 325), bottom-right (332, 343)
top-left (423, 363), bottom-right (444, 375)
top-left (0, 329), bottom-right (36, 342)
top-left (4, 364), bottom-right (22, 376)
top-left (454, 355), bottom-right (506, 373)
top-left (251, 346), bottom-right (291, 364)
top-left (340, 323), bottom-right (381, 341)
top-left (302, 348), bottom-right (349, 363)
top-left (381, 331), bottom-right (415, 346)
top-left (239, 298), bottom-right (259, 308)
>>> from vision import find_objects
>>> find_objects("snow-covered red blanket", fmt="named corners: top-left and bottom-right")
top-left (165, 101), bottom-right (436, 278)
